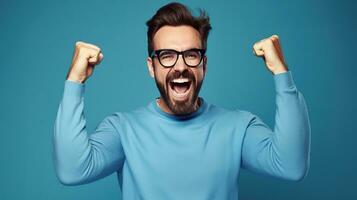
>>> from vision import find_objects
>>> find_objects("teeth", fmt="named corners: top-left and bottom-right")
top-left (171, 78), bottom-right (189, 83)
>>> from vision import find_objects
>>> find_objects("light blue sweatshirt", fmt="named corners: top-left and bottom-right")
top-left (53, 71), bottom-right (310, 200)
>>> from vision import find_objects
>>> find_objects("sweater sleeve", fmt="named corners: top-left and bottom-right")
top-left (241, 71), bottom-right (311, 181)
top-left (53, 80), bottom-right (125, 186)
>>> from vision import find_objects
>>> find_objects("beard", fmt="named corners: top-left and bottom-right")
top-left (154, 68), bottom-right (203, 116)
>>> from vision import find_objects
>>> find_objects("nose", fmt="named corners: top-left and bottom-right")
top-left (172, 54), bottom-right (188, 72)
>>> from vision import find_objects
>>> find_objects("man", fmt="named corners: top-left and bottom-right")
top-left (54, 2), bottom-right (310, 199)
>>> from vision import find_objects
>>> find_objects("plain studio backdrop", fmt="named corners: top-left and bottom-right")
top-left (0, 0), bottom-right (356, 199)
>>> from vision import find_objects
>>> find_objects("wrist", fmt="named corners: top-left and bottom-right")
top-left (66, 74), bottom-right (86, 83)
top-left (272, 65), bottom-right (288, 75)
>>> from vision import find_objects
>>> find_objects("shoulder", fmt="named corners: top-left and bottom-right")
top-left (97, 107), bottom-right (147, 135)
top-left (206, 103), bottom-right (255, 124)
top-left (106, 104), bottom-right (152, 124)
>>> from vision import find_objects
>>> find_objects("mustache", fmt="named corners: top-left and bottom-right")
top-left (166, 69), bottom-right (196, 83)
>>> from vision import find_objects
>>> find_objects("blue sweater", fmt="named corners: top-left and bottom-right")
top-left (53, 71), bottom-right (310, 200)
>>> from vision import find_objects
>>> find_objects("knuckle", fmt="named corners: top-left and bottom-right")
top-left (76, 45), bottom-right (87, 53)
top-left (266, 38), bottom-right (274, 45)
top-left (90, 48), bottom-right (100, 55)
top-left (93, 45), bottom-right (101, 53)
top-left (93, 47), bottom-right (101, 54)
top-left (88, 43), bottom-right (100, 51)
top-left (77, 46), bottom-right (86, 54)
top-left (88, 46), bottom-right (101, 54)
top-left (75, 41), bottom-right (101, 52)
top-left (75, 41), bottom-right (84, 48)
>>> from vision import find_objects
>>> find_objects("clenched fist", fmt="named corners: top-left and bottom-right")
top-left (66, 41), bottom-right (104, 83)
top-left (253, 35), bottom-right (288, 75)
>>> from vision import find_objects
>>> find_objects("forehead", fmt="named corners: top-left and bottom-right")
top-left (153, 25), bottom-right (202, 51)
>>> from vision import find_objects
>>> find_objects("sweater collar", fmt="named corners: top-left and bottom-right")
top-left (150, 97), bottom-right (208, 121)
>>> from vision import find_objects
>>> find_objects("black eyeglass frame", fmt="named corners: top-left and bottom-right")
top-left (150, 48), bottom-right (206, 68)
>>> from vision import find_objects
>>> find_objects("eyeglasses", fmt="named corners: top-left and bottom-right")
top-left (151, 48), bottom-right (206, 68)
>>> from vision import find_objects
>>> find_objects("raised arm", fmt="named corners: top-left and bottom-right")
top-left (53, 42), bottom-right (125, 185)
top-left (241, 35), bottom-right (311, 181)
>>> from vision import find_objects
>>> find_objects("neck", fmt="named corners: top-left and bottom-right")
top-left (156, 97), bottom-right (201, 115)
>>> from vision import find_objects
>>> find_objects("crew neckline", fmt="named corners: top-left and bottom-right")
top-left (150, 97), bottom-right (208, 121)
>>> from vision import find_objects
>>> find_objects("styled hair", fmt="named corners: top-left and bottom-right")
top-left (146, 2), bottom-right (212, 56)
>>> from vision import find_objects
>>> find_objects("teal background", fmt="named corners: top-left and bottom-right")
top-left (1, 0), bottom-right (356, 199)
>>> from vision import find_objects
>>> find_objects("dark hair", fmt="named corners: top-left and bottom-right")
top-left (146, 2), bottom-right (212, 56)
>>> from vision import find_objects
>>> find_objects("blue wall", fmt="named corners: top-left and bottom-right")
top-left (1, 0), bottom-right (356, 199)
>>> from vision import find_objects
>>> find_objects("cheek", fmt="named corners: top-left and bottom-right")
top-left (194, 69), bottom-right (205, 84)
top-left (154, 68), bottom-right (169, 86)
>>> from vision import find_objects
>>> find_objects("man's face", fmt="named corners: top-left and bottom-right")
top-left (147, 25), bottom-right (206, 115)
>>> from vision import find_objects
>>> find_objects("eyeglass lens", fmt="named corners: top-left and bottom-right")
top-left (158, 49), bottom-right (202, 67)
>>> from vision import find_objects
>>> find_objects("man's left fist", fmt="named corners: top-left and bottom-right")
top-left (253, 35), bottom-right (288, 75)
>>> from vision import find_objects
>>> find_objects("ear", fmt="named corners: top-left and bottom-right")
top-left (147, 57), bottom-right (155, 78)
top-left (203, 56), bottom-right (207, 75)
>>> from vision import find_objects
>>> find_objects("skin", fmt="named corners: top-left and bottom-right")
top-left (66, 41), bottom-right (103, 83)
top-left (146, 25), bottom-right (206, 115)
top-left (253, 34), bottom-right (288, 75)
top-left (66, 28), bottom-right (288, 115)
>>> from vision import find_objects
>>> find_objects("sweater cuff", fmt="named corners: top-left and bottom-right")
top-left (63, 80), bottom-right (85, 101)
top-left (273, 71), bottom-right (296, 92)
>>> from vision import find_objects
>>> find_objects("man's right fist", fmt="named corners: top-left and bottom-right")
top-left (66, 41), bottom-right (104, 83)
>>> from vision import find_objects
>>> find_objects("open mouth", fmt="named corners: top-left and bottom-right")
top-left (169, 78), bottom-right (192, 100)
